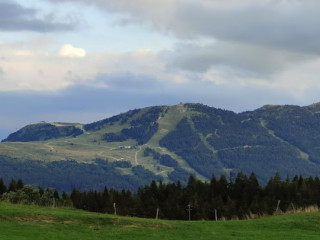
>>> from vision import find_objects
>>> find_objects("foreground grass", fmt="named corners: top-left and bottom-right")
top-left (0, 202), bottom-right (320, 240)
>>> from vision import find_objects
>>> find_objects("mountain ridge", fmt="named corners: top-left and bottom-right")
top-left (1, 102), bottom-right (320, 191)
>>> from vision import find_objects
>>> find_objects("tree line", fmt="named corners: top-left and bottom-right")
top-left (0, 178), bottom-right (72, 207)
top-left (1, 172), bottom-right (320, 220)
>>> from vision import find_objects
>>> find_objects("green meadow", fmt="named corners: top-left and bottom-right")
top-left (0, 202), bottom-right (319, 240)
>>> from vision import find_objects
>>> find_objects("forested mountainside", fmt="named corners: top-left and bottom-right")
top-left (2, 123), bottom-right (83, 142)
top-left (1, 102), bottom-right (320, 191)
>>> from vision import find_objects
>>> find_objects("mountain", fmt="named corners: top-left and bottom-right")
top-left (1, 102), bottom-right (320, 191)
top-left (2, 122), bottom-right (83, 142)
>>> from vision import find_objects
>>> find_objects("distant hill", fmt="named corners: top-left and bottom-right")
top-left (1, 102), bottom-right (320, 191)
top-left (2, 123), bottom-right (83, 142)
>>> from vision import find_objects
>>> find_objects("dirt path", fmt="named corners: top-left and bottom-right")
top-left (45, 142), bottom-right (54, 151)
top-left (156, 170), bottom-right (168, 175)
top-left (135, 146), bottom-right (142, 165)
top-left (109, 156), bottom-right (124, 161)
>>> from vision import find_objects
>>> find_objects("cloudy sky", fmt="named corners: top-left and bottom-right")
top-left (1, 0), bottom-right (320, 139)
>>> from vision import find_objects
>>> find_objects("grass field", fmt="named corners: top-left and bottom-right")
top-left (0, 202), bottom-right (320, 240)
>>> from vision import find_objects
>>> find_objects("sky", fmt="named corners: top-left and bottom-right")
top-left (1, 0), bottom-right (320, 140)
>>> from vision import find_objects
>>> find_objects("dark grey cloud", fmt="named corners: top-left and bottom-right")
top-left (0, 1), bottom-right (75, 32)
top-left (175, 1), bottom-right (320, 54)
top-left (43, 0), bottom-right (320, 76)
top-left (165, 0), bottom-right (320, 75)
top-left (49, 0), bottom-right (320, 54)
top-left (163, 41), bottom-right (315, 76)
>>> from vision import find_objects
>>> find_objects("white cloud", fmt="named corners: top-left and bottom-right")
top-left (2, 36), bottom-right (320, 107)
top-left (48, 0), bottom-right (320, 50)
top-left (46, 0), bottom-right (320, 78)
top-left (14, 50), bottom-right (33, 57)
top-left (2, 0), bottom-right (320, 108)
top-left (58, 44), bottom-right (86, 58)
top-left (0, 40), bottom-right (166, 92)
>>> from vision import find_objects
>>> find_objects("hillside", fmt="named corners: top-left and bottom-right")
top-left (1, 202), bottom-right (320, 240)
top-left (2, 122), bottom-right (84, 142)
top-left (1, 103), bottom-right (320, 191)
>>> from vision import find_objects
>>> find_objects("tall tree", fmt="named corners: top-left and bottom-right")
top-left (0, 178), bottom-right (7, 195)
top-left (16, 179), bottom-right (24, 190)
top-left (8, 179), bottom-right (17, 192)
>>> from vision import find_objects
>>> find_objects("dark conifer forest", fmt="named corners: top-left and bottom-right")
top-left (2, 172), bottom-right (320, 220)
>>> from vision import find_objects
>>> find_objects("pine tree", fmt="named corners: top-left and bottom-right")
top-left (8, 179), bottom-right (17, 192)
top-left (53, 189), bottom-right (60, 200)
top-left (16, 179), bottom-right (24, 190)
top-left (0, 178), bottom-right (7, 195)
top-left (245, 172), bottom-right (261, 213)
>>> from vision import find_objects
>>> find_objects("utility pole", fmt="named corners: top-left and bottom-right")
top-left (113, 202), bottom-right (117, 216)
top-left (276, 200), bottom-right (281, 212)
top-left (186, 204), bottom-right (192, 221)
top-left (215, 209), bottom-right (218, 221)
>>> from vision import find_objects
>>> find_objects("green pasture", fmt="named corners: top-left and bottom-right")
top-left (0, 202), bottom-right (319, 240)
